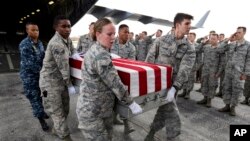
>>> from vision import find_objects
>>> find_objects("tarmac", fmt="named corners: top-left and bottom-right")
top-left (0, 72), bottom-right (250, 141)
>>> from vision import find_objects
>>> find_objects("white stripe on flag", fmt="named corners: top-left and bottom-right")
top-left (71, 67), bottom-right (82, 79)
top-left (114, 66), bottom-right (139, 97)
top-left (113, 61), bottom-right (155, 94)
top-left (158, 66), bottom-right (167, 89)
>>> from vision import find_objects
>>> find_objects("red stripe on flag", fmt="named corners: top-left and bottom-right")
top-left (116, 71), bottom-right (131, 94)
top-left (69, 58), bottom-right (82, 69)
top-left (113, 59), bottom-right (163, 92)
top-left (113, 62), bottom-right (148, 96)
top-left (113, 58), bottom-right (173, 89)
top-left (167, 67), bottom-right (173, 88)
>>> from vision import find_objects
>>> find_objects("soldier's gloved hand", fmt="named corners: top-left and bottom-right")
top-left (71, 53), bottom-right (83, 60)
top-left (165, 86), bottom-right (176, 103)
top-left (129, 101), bottom-right (143, 114)
top-left (68, 86), bottom-right (76, 95)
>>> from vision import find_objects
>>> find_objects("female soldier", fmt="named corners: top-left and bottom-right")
top-left (76, 18), bottom-right (142, 141)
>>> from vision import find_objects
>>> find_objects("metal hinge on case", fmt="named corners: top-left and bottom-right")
top-left (142, 96), bottom-right (150, 105)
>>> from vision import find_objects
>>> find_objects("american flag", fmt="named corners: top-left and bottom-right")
top-left (69, 58), bottom-right (172, 97)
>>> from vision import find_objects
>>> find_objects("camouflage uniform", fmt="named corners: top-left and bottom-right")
top-left (76, 33), bottom-right (94, 54)
top-left (19, 36), bottom-right (46, 118)
top-left (111, 37), bottom-right (136, 59)
top-left (195, 43), bottom-right (223, 99)
top-left (197, 43), bottom-right (210, 92)
top-left (145, 34), bottom-right (196, 139)
top-left (195, 45), bottom-right (204, 82)
top-left (182, 42), bottom-right (199, 93)
top-left (147, 38), bottom-right (160, 56)
top-left (217, 41), bottom-right (227, 96)
top-left (135, 36), bottom-right (152, 61)
top-left (129, 39), bottom-right (137, 47)
top-left (219, 40), bottom-right (250, 106)
top-left (111, 37), bottom-right (136, 133)
top-left (39, 32), bottom-right (77, 138)
top-left (76, 42), bottom-right (132, 141)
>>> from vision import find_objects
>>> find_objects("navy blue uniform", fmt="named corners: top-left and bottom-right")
top-left (19, 37), bottom-right (46, 118)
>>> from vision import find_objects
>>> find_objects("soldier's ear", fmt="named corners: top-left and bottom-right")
top-left (96, 31), bottom-right (101, 39)
top-left (178, 22), bottom-right (183, 28)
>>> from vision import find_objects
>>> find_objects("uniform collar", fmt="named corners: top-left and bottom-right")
top-left (55, 31), bottom-right (69, 44)
top-left (27, 36), bottom-right (39, 44)
top-left (115, 37), bottom-right (129, 46)
top-left (236, 39), bottom-right (246, 46)
top-left (96, 41), bottom-right (110, 52)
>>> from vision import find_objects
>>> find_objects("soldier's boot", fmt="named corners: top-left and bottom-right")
top-left (218, 104), bottom-right (230, 112)
top-left (178, 89), bottom-right (186, 97)
top-left (184, 91), bottom-right (190, 99)
top-left (123, 119), bottom-right (135, 134)
top-left (206, 98), bottom-right (211, 108)
top-left (144, 129), bottom-right (156, 141)
top-left (38, 117), bottom-right (49, 131)
top-left (229, 106), bottom-right (236, 116)
top-left (197, 96), bottom-right (207, 104)
top-left (240, 97), bottom-right (249, 105)
top-left (215, 92), bottom-right (222, 98)
top-left (113, 113), bottom-right (123, 125)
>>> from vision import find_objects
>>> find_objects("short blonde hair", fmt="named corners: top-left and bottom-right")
top-left (92, 18), bottom-right (112, 41)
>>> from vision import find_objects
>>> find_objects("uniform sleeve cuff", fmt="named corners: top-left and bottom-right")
top-left (173, 82), bottom-right (181, 90)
